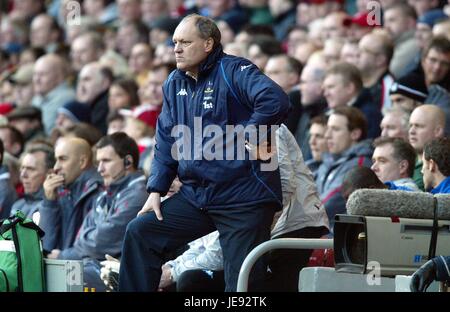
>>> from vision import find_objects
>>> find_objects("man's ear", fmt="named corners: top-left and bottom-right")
top-left (11, 142), bottom-right (21, 156)
top-left (434, 126), bottom-right (444, 138)
top-left (398, 159), bottom-right (409, 176)
top-left (407, 17), bottom-right (417, 30)
top-left (429, 158), bottom-right (438, 173)
top-left (287, 72), bottom-right (299, 86)
top-left (50, 30), bottom-right (59, 43)
top-left (350, 128), bottom-right (362, 142)
top-left (345, 82), bottom-right (357, 98)
top-left (204, 38), bottom-right (214, 53)
top-left (101, 78), bottom-right (110, 90)
top-left (79, 154), bottom-right (89, 170)
top-left (375, 54), bottom-right (386, 67)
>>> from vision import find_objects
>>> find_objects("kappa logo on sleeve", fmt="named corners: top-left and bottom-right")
top-left (177, 88), bottom-right (188, 96)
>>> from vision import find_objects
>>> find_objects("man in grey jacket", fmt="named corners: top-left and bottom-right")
top-left (48, 132), bottom-right (148, 291)
top-left (10, 145), bottom-right (55, 219)
top-left (316, 106), bottom-right (373, 231)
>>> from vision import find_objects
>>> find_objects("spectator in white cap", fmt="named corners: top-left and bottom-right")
top-left (389, 72), bottom-right (428, 113)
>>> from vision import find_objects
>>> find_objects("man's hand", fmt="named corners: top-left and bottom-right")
top-left (410, 259), bottom-right (437, 292)
top-left (158, 264), bottom-right (174, 290)
top-left (100, 254), bottom-right (121, 291)
top-left (47, 249), bottom-right (61, 259)
top-left (167, 178), bottom-right (182, 197)
top-left (137, 192), bottom-right (163, 220)
top-left (245, 140), bottom-right (276, 161)
top-left (100, 254), bottom-right (120, 272)
top-left (43, 173), bottom-right (65, 200)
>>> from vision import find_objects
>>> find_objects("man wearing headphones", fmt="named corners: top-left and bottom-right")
top-left (47, 132), bottom-right (148, 291)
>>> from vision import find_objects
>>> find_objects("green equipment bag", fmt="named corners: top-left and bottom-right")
top-left (0, 211), bottom-right (45, 292)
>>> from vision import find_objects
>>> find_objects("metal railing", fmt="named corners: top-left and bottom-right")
top-left (237, 238), bottom-right (333, 292)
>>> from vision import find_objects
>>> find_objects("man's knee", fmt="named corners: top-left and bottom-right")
top-left (125, 214), bottom-right (154, 238)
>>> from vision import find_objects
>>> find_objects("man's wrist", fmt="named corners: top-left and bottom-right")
top-left (44, 192), bottom-right (55, 200)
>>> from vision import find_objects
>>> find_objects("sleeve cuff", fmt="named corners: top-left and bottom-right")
top-left (434, 256), bottom-right (450, 281)
top-left (42, 198), bottom-right (58, 209)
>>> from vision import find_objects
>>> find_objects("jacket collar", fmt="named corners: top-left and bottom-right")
top-left (63, 167), bottom-right (102, 195)
top-left (395, 30), bottom-right (415, 45)
top-left (90, 89), bottom-right (109, 107)
top-left (323, 139), bottom-right (373, 164)
top-left (350, 88), bottom-right (373, 108)
top-left (274, 6), bottom-right (296, 23)
top-left (105, 171), bottom-right (145, 195)
top-left (431, 176), bottom-right (450, 194)
top-left (197, 45), bottom-right (224, 77)
top-left (40, 81), bottom-right (71, 101)
top-left (24, 188), bottom-right (45, 202)
top-left (303, 97), bottom-right (327, 115)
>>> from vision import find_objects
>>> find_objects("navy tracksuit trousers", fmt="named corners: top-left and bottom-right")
top-left (118, 193), bottom-right (276, 292)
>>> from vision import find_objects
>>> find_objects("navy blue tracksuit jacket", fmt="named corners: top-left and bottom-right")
top-left (147, 46), bottom-right (290, 210)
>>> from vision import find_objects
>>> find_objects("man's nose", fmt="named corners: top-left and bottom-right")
top-left (431, 62), bottom-right (441, 72)
top-left (174, 43), bottom-right (182, 53)
top-left (53, 162), bottom-right (61, 172)
top-left (97, 162), bottom-right (104, 173)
